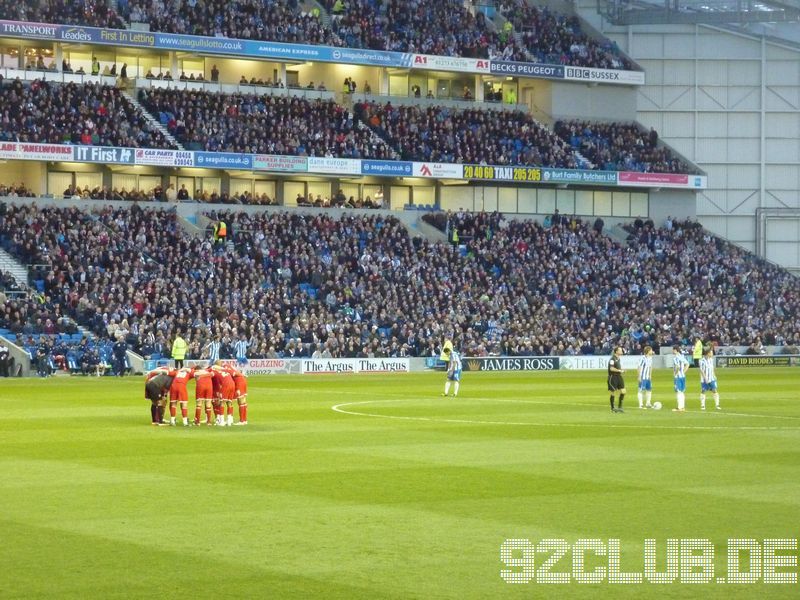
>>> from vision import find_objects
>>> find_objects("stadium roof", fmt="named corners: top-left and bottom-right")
top-left (599, 0), bottom-right (800, 25)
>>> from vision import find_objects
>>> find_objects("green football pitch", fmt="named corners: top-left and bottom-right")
top-left (1, 368), bottom-right (799, 599)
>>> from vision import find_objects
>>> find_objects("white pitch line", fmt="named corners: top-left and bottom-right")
top-left (330, 399), bottom-right (800, 432)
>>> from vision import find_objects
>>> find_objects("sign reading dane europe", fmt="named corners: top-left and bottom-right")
top-left (461, 357), bottom-right (559, 372)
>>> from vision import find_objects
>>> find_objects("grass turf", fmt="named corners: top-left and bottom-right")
top-left (0, 367), bottom-right (798, 599)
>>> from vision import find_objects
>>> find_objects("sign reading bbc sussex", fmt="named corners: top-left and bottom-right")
top-left (461, 357), bottom-right (559, 372)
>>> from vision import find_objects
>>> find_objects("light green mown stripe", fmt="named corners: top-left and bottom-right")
top-left (0, 370), bottom-right (798, 599)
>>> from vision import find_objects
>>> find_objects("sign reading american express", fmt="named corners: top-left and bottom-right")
top-left (490, 61), bottom-right (563, 79)
top-left (542, 168), bottom-right (617, 185)
top-left (195, 152), bottom-right (253, 169)
top-left (361, 160), bottom-right (412, 176)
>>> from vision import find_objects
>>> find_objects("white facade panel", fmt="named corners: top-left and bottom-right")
top-left (766, 140), bottom-right (799, 164)
top-left (728, 61), bottom-right (761, 86)
top-left (765, 87), bottom-right (800, 111)
top-left (766, 166), bottom-right (800, 190)
top-left (727, 138), bottom-right (760, 162)
top-left (765, 112), bottom-right (800, 138)
top-left (765, 62), bottom-right (800, 87)
top-left (697, 34), bottom-right (760, 60)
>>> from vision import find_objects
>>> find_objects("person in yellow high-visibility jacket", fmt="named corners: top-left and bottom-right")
top-left (213, 220), bottom-right (227, 246)
top-left (692, 337), bottom-right (703, 368)
top-left (172, 333), bottom-right (188, 369)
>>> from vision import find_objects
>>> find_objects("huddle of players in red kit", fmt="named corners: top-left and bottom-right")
top-left (144, 362), bottom-right (248, 426)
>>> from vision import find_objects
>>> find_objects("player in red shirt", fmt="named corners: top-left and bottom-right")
top-left (211, 363), bottom-right (236, 426)
top-left (168, 367), bottom-right (194, 426)
top-left (223, 364), bottom-right (249, 425)
top-left (193, 366), bottom-right (215, 425)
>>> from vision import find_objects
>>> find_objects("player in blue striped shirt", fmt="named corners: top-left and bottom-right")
top-left (204, 339), bottom-right (221, 367)
top-left (637, 346), bottom-right (654, 409)
top-left (672, 345), bottom-right (690, 412)
top-left (699, 347), bottom-right (721, 410)
top-left (442, 346), bottom-right (462, 397)
top-left (233, 335), bottom-right (250, 366)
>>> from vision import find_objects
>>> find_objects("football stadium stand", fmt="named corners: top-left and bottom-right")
top-left (1, 203), bottom-right (797, 361)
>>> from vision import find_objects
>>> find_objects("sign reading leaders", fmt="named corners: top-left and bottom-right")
top-left (462, 357), bottom-right (559, 372)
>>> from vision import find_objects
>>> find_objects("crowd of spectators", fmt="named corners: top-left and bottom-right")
top-left (356, 101), bottom-right (578, 167)
top-left (497, 0), bottom-right (634, 70)
top-left (0, 183), bottom-right (36, 198)
top-left (0, 0), bottom-right (638, 71)
top-left (623, 216), bottom-right (800, 349)
top-left (554, 120), bottom-right (692, 174)
top-left (138, 87), bottom-right (393, 158)
top-left (0, 0), bottom-right (125, 29)
top-left (327, 0), bottom-right (527, 61)
top-left (2, 202), bottom-right (798, 361)
top-left (423, 210), bottom-right (800, 355)
top-left (0, 79), bottom-right (174, 149)
top-left (122, 0), bottom-right (338, 46)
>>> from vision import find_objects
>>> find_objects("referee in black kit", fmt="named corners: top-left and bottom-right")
top-left (607, 346), bottom-right (626, 413)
